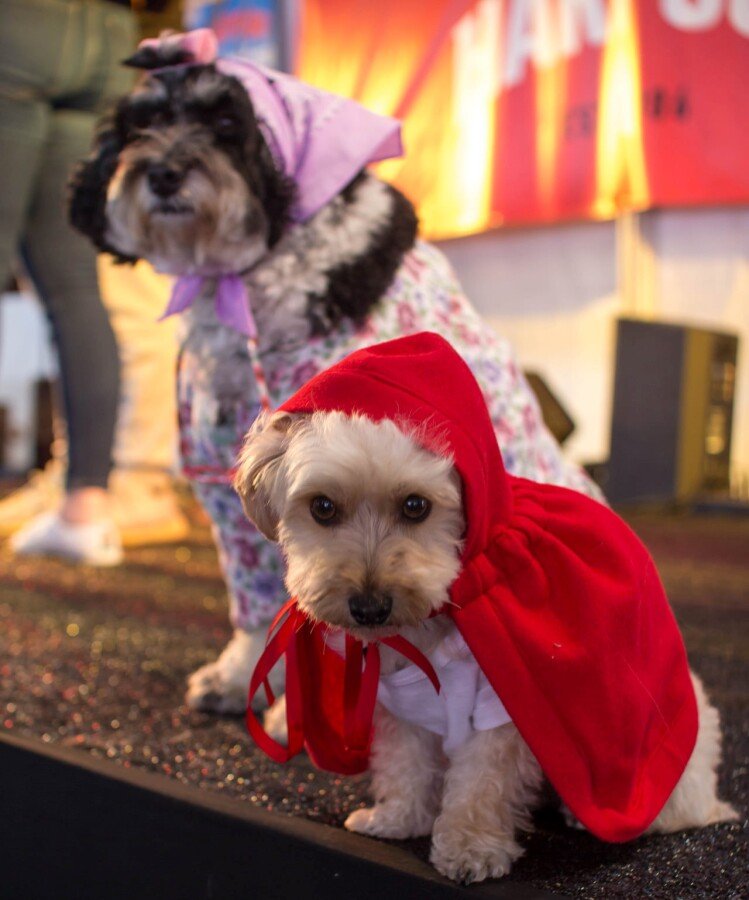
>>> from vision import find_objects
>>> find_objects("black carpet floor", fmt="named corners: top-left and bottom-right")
top-left (0, 504), bottom-right (747, 898)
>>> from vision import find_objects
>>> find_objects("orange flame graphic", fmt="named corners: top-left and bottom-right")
top-left (593, 0), bottom-right (649, 218)
top-left (536, 66), bottom-right (567, 217)
top-left (298, 1), bottom-right (651, 238)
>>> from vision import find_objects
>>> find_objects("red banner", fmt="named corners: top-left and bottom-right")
top-left (297, 1), bottom-right (749, 239)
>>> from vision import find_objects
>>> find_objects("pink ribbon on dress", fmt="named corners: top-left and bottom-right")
top-left (162, 273), bottom-right (272, 422)
top-left (160, 274), bottom-right (258, 338)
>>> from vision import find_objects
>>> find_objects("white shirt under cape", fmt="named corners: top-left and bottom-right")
top-left (326, 625), bottom-right (513, 758)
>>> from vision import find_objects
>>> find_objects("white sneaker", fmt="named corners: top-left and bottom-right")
top-left (10, 511), bottom-right (123, 567)
top-left (0, 464), bottom-right (189, 548)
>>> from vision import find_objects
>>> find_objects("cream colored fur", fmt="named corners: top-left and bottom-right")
top-left (186, 626), bottom-right (285, 714)
top-left (648, 673), bottom-right (738, 832)
top-left (236, 410), bottom-right (737, 883)
top-left (235, 410), bottom-right (464, 637)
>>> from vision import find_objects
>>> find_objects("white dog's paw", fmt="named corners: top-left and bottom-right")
top-left (186, 628), bottom-right (283, 714)
top-left (430, 826), bottom-right (523, 884)
top-left (707, 800), bottom-right (740, 825)
top-left (186, 659), bottom-right (248, 714)
top-left (344, 802), bottom-right (435, 839)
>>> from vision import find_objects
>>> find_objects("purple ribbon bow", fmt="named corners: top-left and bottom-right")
top-left (160, 274), bottom-right (258, 338)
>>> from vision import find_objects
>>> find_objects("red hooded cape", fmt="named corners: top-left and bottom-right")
top-left (246, 332), bottom-right (698, 843)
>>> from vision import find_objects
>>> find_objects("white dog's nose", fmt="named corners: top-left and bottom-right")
top-left (348, 592), bottom-right (392, 626)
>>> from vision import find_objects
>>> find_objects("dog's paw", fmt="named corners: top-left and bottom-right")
top-left (707, 800), bottom-right (740, 825)
top-left (186, 658), bottom-right (249, 714)
top-left (345, 803), bottom-right (434, 839)
top-left (185, 628), bottom-right (283, 714)
top-left (430, 824), bottom-right (523, 884)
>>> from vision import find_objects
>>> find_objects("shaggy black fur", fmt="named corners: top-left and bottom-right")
top-left (308, 176), bottom-right (418, 331)
top-left (68, 112), bottom-right (134, 262)
top-left (122, 44), bottom-right (192, 70)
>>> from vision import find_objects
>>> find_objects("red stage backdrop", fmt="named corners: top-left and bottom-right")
top-left (297, 0), bottom-right (749, 239)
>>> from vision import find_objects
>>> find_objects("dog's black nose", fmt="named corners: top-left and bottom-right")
top-left (147, 164), bottom-right (183, 197)
top-left (348, 592), bottom-right (393, 626)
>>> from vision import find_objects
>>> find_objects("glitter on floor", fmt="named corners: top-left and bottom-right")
top-left (1, 505), bottom-right (747, 898)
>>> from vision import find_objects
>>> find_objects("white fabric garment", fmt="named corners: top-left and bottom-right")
top-left (376, 627), bottom-right (513, 757)
top-left (325, 624), bottom-right (512, 758)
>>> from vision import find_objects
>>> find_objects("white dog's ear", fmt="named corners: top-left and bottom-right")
top-left (234, 411), bottom-right (299, 540)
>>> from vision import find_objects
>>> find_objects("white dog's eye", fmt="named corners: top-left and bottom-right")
top-left (401, 494), bottom-right (431, 523)
top-left (310, 495), bottom-right (338, 525)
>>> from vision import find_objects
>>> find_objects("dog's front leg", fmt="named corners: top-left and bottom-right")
top-left (344, 705), bottom-right (444, 839)
top-left (430, 723), bottom-right (542, 884)
top-left (186, 627), bottom-right (284, 714)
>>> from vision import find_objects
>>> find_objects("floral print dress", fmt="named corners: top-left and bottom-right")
top-left (178, 241), bottom-right (600, 631)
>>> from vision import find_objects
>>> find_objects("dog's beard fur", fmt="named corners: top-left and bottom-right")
top-left (235, 411), bottom-right (465, 638)
top-left (105, 126), bottom-right (268, 275)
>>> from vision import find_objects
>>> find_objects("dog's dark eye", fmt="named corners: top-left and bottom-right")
top-left (215, 115), bottom-right (239, 137)
top-left (310, 496), bottom-right (337, 525)
top-left (129, 108), bottom-right (153, 130)
top-left (127, 99), bottom-right (167, 131)
top-left (401, 495), bottom-right (431, 523)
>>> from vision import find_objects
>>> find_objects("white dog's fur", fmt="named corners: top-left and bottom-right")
top-left (235, 410), bottom-right (737, 883)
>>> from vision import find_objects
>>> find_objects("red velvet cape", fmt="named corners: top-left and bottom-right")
top-left (247, 332), bottom-right (698, 842)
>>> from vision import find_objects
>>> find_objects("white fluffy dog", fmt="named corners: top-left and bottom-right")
top-left (236, 407), bottom-right (737, 884)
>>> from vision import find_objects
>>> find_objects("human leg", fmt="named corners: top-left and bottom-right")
top-left (0, 95), bottom-right (48, 291)
top-left (0, 0), bottom-right (133, 562)
top-left (9, 104), bottom-right (122, 564)
top-left (22, 108), bottom-right (121, 497)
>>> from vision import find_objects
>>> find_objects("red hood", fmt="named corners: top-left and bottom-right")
top-left (279, 330), bottom-right (511, 563)
top-left (247, 332), bottom-right (698, 843)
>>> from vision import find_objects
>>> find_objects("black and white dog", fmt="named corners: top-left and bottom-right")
top-left (69, 36), bottom-right (596, 713)
top-left (69, 40), bottom-right (416, 330)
